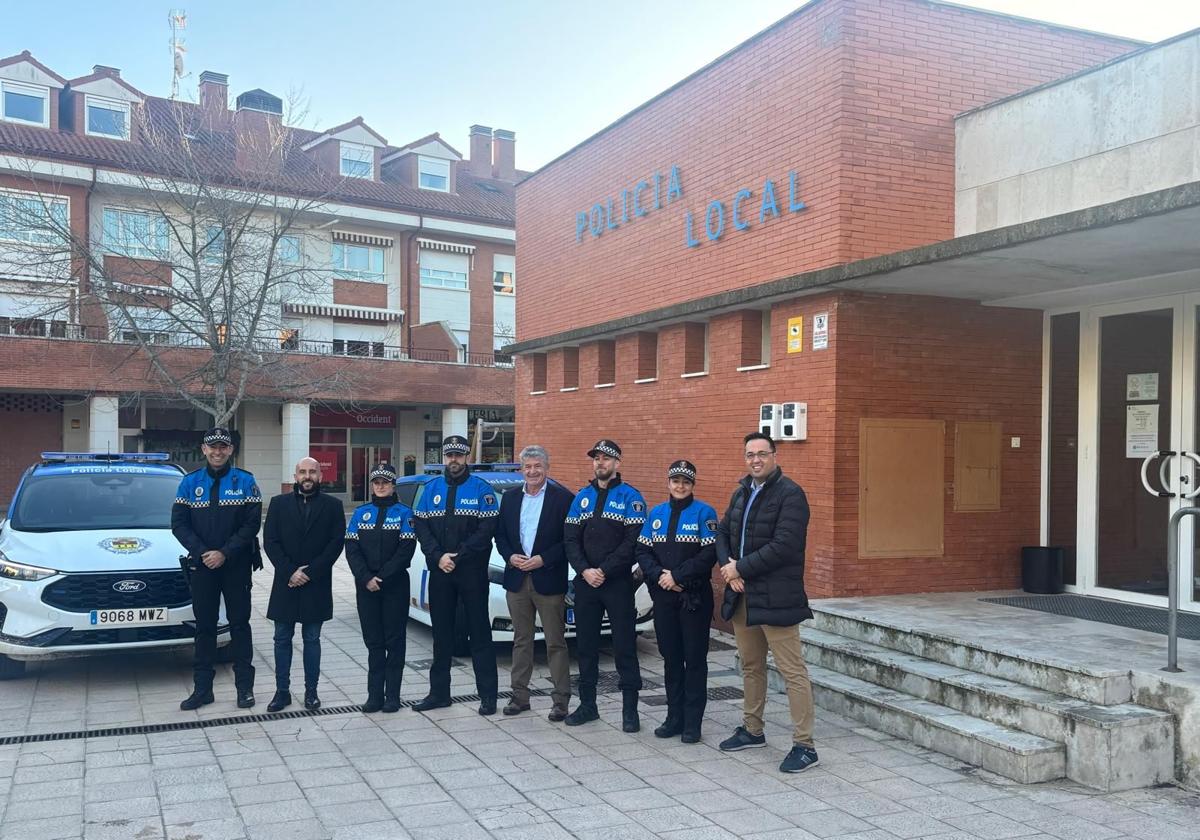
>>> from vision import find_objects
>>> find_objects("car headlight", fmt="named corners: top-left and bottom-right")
top-left (0, 551), bottom-right (57, 582)
top-left (487, 565), bottom-right (505, 586)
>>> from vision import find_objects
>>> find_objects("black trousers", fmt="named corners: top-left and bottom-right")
top-left (574, 574), bottom-right (641, 702)
top-left (355, 574), bottom-right (410, 701)
top-left (652, 588), bottom-right (713, 733)
top-left (428, 566), bottom-right (497, 701)
top-left (189, 560), bottom-right (254, 691)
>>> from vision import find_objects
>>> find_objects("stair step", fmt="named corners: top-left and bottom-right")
top-left (803, 665), bottom-right (1066, 784)
top-left (802, 627), bottom-right (1174, 791)
top-left (811, 605), bottom-right (1132, 705)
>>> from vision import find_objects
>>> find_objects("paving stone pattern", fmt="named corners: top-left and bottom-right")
top-left (1, 569), bottom-right (1198, 839)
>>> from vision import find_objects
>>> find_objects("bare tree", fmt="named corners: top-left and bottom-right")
top-left (0, 97), bottom-right (365, 426)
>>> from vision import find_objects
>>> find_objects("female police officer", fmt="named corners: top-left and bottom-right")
top-left (635, 460), bottom-right (718, 743)
top-left (345, 462), bottom-right (416, 713)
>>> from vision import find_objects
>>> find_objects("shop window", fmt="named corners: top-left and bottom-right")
top-left (636, 332), bottom-right (658, 382)
top-left (596, 339), bottom-right (615, 386)
top-left (561, 347), bottom-right (579, 390)
top-left (530, 353), bottom-right (547, 393)
top-left (683, 322), bottom-right (707, 375)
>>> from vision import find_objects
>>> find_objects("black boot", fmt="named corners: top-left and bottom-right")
top-left (361, 694), bottom-right (384, 713)
top-left (622, 690), bottom-right (640, 733)
top-left (654, 713), bottom-right (684, 739)
top-left (381, 695), bottom-right (402, 713)
top-left (304, 689), bottom-right (321, 711)
top-left (266, 691), bottom-right (291, 713)
top-left (179, 687), bottom-right (214, 711)
top-left (565, 683), bottom-right (598, 726)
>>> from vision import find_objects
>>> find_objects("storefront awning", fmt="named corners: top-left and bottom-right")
top-left (417, 237), bottom-right (475, 255)
top-left (284, 303), bottom-right (405, 322)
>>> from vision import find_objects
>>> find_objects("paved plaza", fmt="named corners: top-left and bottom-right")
top-left (1, 569), bottom-right (1199, 840)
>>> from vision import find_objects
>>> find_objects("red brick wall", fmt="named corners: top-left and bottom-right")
top-left (0, 394), bottom-right (62, 505)
top-left (514, 0), bottom-right (1137, 342)
top-left (333, 278), bottom-right (388, 308)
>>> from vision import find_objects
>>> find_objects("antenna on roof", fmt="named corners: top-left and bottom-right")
top-left (169, 9), bottom-right (188, 99)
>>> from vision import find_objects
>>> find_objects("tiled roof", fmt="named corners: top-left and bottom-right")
top-left (0, 96), bottom-right (514, 226)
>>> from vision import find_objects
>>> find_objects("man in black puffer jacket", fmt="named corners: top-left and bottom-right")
top-left (715, 432), bottom-right (818, 774)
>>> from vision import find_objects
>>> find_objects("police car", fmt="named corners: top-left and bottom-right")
top-left (395, 466), bottom-right (654, 650)
top-left (0, 452), bottom-right (226, 679)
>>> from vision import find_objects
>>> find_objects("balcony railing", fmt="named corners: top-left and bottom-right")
top-left (0, 323), bottom-right (514, 368)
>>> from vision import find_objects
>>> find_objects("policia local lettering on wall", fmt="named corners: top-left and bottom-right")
top-left (574, 166), bottom-right (807, 248)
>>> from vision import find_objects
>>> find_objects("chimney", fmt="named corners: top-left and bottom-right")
top-left (199, 71), bottom-right (229, 128)
top-left (233, 88), bottom-right (284, 172)
top-left (492, 129), bottom-right (516, 181)
top-left (469, 125), bottom-right (492, 178)
top-left (92, 64), bottom-right (120, 77)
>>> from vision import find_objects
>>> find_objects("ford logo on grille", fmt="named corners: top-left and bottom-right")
top-left (113, 579), bottom-right (147, 593)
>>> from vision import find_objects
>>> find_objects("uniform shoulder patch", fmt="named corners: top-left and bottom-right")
top-left (631, 500), bottom-right (645, 513)
top-left (706, 519), bottom-right (719, 531)
top-left (407, 517), bottom-right (415, 529)
top-left (194, 486), bottom-right (204, 498)
top-left (483, 494), bottom-right (495, 506)
top-left (652, 518), bottom-right (661, 530)
top-left (580, 497), bottom-right (589, 509)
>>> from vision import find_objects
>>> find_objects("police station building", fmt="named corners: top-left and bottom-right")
top-left (509, 0), bottom-right (1200, 614)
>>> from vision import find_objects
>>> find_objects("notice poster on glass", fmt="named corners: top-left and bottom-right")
top-left (1126, 372), bottom-right (1159, 401)
top-left (1126, 404), bottom-right (1159, 459)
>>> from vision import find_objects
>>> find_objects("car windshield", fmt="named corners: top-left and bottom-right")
top-left (10, 472), bottom-right (181, 531)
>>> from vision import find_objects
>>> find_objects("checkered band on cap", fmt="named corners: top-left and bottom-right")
top-left (442, 435), bottom-right (470, 455)
top-left (203, 427), bottom-right (233, 446)
top-left (667, 460), bottom-right (697, 481)
top-left (369, 463), bottom-right (397, 482)
top-left (587, 439), bottom-right (622, 459)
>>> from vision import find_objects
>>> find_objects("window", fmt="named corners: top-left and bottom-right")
top-left (1, 81), bottom-right (48, 127)
top-left (332, 339), bottom-right (384, 358)
top-left (332, 242), bottom-right (385, 282)
top-left (340, 142), bottom-right (373, 179)
top-left (420, 266), bottom-right (467, 290)
top-left (493, 270), bottom-right (514, 295)
top-left (102, 208), bottom-right (169, 259)
top-left (0, 191), bottom-right (68, 245)
top-left (418, 156), bottom-right (450, 192)
top-left (203, 225), bottom-right (225, 264)
top-left (85, 95), bottom-right (129, 139)
top-left (277, 235), bottom-right (301, 264)
top-left (279, 328), bottom-right (299, 350)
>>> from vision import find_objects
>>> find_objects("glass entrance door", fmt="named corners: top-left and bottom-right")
top-left (1076, 294), bottom-right (1199, 609)
top-left (351, 445), bottom-right (394, 503)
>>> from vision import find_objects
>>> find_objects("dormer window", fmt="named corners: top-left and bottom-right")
top-left (85, 95), bottom-right (129, 139)
top-left (418, 156), bottom-right (450, 192)
top-left (1, 81), bottom-right (48, 127)
top-left (340, 142), bottom-right (373, 179)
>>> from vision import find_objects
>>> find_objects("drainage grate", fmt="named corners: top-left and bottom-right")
top-left (570, 671), bottom-right (661, 694)
top-left (0, 688), bottom-right (549, 747)
top-left (980, 594), bottom-right (1200, 640)
top-left (639, 686), bottom-right (744, 707)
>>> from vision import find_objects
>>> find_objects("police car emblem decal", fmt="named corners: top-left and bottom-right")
top-left (433, 494), bottom-right (442, 505)
top-left (652, 519), bottom-right (661, 530)
top-left (99, 537), bottom-right (151, 554)
top-left (580, 497), bottom-right (589, 509)
top-left (194, 486), bottom-right (204, 497)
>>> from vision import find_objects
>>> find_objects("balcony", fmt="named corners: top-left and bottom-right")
top-left (0, 324), bottom-right (514, 368)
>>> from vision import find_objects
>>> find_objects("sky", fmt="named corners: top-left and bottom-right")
top-left (6, 1), bottom-right (1200, 172)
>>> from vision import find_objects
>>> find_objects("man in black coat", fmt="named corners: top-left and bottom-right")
top-left (493, 444), bottom-right (575, 720)
top-left (715, 432), bottom-right (819, 774)
top-left (262, 457), bottom-right (345, 713)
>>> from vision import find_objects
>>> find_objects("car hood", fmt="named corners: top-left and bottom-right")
top-left (0, 527), bottom-right (186, 573)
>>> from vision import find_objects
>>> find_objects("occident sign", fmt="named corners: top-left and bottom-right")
top-left (573, 165), bottom-right (807, 249)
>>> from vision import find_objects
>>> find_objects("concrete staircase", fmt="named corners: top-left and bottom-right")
top-left (756, 604), bottom-right (1176, 791)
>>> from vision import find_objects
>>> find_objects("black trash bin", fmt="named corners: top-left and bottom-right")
top-left (1020, 546), bottom-right (1064, 594)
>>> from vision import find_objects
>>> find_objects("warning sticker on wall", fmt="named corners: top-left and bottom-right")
top-left (787, 316), bottom-right (803, 354)
top-left (813, 312), bottom-right (829, 350)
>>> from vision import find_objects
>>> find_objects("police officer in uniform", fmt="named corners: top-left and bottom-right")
top-left (172, 427), bottom-right (263, 710)
top-left (411, 435), bottom-right (501, 715)
top-left (345, 462), bottom-right (417, 713)
top-left (564, 439), bottom-right (647, 732)
top-left (636, 460), bottom-right (718, 743)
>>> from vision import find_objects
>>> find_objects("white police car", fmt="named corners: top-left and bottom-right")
top-left (395, 468), bottom-right (653, 652)
top-left (0, 452), bottom-right (226, 679)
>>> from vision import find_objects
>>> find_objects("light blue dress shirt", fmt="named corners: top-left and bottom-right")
top-left (519, 483), bottom-right (546, 557)
top-left (739, 480), bottom-right (765, 559)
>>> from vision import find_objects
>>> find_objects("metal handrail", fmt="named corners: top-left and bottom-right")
top-left (1165, 506), bottom-right (1199, 672)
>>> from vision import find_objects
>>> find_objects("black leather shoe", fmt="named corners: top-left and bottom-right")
top-left (622, 691), bottom-right (640, 733)
top-left (478, 698), bottom-right (497, 716)
top-left (681, 731), bottom-right (702, 744)
top-left (381, 697), bottom-right (402, 713)
top-left (304, 690), bottom-right (321, 711)
top-left (266, 691), bottom-right (291, 713)
top-left (547, 706), bottom-right (568, 723)
top-left (236, 690), bottom-right (256, 709)
top-left (179, 689), bottom-right (214, 711)
top-left (654, 719), bottom-right (684, 739)
top-left (564, 704), bottom-right (599, 726)
top-left (411, 695), bottom-right (451, 712)
top-left (361, 695), bottom-right (384, 713)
